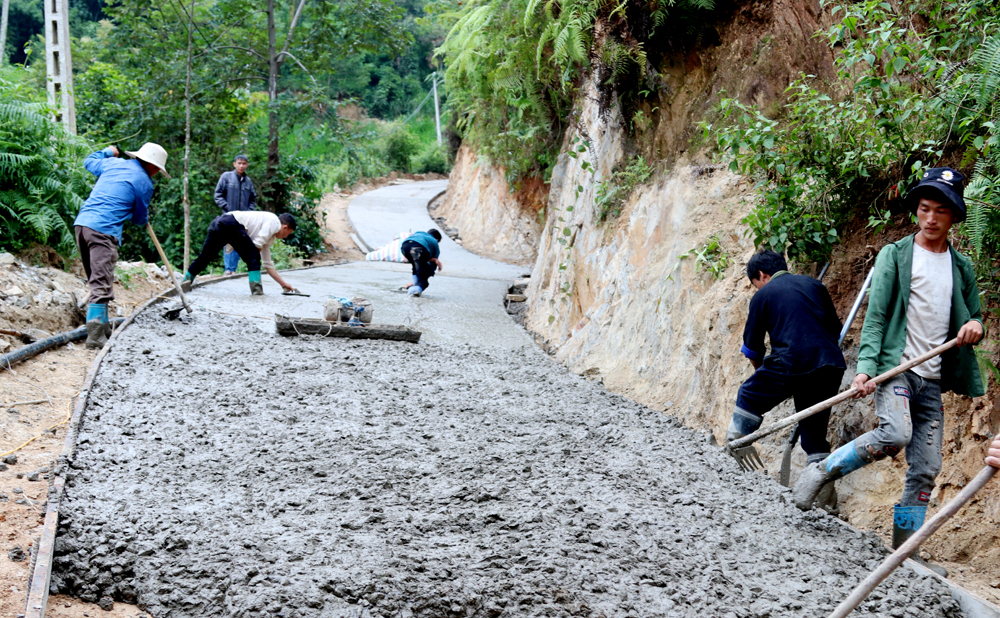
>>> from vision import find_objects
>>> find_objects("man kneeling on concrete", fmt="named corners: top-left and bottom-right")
top-left (75, 143), bottom-right (169, 349)
top-left (401, 229), bottom-right (443, 297)
top-left (183, 211), bottom-right (297, 295)
top-left (727, 250), bottom-right (846, 504)
top-left (793, 167), bottom-right (983, 575)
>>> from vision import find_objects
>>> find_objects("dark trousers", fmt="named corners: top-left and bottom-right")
top-left (401, 240), bottom-right (437, 290)
top-left (735, 365), bottom-right (844, 456)
top-left (188, 214), bottom-right (261, 277)
top-left (75, 225), bottom-right (118, 304)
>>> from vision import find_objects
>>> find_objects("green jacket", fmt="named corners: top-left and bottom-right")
top-left (857, 234), bottom-right (985, 397)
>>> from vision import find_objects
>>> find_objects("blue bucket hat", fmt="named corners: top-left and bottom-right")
top-left (905, 167), bottom-right (966, 222)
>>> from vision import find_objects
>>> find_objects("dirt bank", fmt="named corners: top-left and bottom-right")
top-left (51, 310), bottom-right (961, 617)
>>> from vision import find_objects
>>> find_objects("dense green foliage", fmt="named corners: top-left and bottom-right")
top-left (0, 69), bottom-right (90, 255)
top-left (705, 0), bottom-right (1000, 271)
top-left (434, 0), bottom-right (715, 185)
top-left (0, 0), bottom-right (448, 269)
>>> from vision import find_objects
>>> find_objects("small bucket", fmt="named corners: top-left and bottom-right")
top-left (351, 297), bottom-right (373, 324)
top-left (323, 298), bottom-right (352, 323)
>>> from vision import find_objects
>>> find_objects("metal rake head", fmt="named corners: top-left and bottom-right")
top-left (729, 445), bottom-right (765, 472)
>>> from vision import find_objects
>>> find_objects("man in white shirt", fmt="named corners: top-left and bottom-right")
top-left (183, 211), bottom-right (297, 295)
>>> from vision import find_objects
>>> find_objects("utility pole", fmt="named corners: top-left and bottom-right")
top-left (43, 0), bottom-right (76, 134)
top-left (432, 72), bottom-right (442, 146)
top-left (0, 0), bottom-right (10, 66)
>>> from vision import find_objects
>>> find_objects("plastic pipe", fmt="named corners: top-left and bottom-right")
top-left (0, 318), bottom-right (125, 369)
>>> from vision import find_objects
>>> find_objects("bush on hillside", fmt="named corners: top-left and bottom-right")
top-left (413, 143), bottom-right (449, 174)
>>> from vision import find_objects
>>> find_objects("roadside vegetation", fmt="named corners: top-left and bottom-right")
top-left (0, 0), bottom-right (449, 269)
top-left (702, 0), bottom-right (1000, 281)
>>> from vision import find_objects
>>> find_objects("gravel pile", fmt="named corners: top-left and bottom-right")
top-left (52, 312), bottom-right (962, 617)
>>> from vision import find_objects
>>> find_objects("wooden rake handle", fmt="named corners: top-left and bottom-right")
top-left (828, 465), bottom-right (998, 618)
top-left (726, 338), bottom-right (960, 451)
top-left (146, 224), bottom-right (192, 314)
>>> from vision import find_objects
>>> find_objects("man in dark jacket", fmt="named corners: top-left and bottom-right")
top-left (214, 154), bottom-right (257, 274)
top-left (727, 250), bottom-right (846, 488)
top-left (401, 230), bottom-right (443, 297)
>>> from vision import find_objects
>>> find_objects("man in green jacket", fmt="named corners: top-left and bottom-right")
top-left (793, 167), bottom-right (984, 556)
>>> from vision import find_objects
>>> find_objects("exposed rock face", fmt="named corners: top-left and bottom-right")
top-left (439, 0), bottom-right (1000, 595)
top-left (433, 146), bottom-right (544, 265)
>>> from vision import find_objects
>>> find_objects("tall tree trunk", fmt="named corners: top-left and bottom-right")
top-left (0, 0), bottom-right (10, 65)
top-left (264, 0), bottom-right (280, 212)
top-left (182, 0), bottom-right (194, 270)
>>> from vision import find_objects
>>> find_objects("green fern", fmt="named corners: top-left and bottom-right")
top-left (0, 71), bottom-right (91, 256)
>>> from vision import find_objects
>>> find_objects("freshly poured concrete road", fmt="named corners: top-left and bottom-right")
top-left (183, 181), bottom-right (530, 348)
top-left (52, 182), bottom-right (965, 618)
top-left (348, 180), bottom-right (527, 281)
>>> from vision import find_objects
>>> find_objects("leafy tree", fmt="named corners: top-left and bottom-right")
top-left (433, 0), bottom-right (715, 184)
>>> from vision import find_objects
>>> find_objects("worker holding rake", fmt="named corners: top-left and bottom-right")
top-left (794, 167), bottom-right (984, 575)
top-left (727, 250), bottom-right (846, 506)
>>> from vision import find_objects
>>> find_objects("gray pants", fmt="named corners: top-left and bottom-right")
top-left (75, 225), bottom-right (118, 304)
top-left (854, 370), bottom-right (943, 507)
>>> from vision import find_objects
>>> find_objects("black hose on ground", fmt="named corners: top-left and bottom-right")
top-left (0, 318), bottom-right (126, 369)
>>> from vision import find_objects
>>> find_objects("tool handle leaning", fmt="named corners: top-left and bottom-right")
top-left (146, 224), bottom-right (192, 314)
top-left (828, 464), bottom-right (998, 618)
top-left (726, 338), bottom-right (960, 450)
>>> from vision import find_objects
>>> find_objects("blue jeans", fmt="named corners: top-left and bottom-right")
top-left (223, 245), bottom-right (241, 272)
top-left (853, 370), bottom-right (944, 507)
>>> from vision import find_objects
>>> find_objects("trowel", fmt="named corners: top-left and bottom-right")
top-left (282, 289), bottom-right (310, 297)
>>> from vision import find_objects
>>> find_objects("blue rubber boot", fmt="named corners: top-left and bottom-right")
top-left (793, 440), bottom-right (868, 511)
top-left (248, 270), bottom-right (263, 295)
top-left (85, 303), bottom-right (110, 349)
top-left (894, 505), bottom-right (948, 577)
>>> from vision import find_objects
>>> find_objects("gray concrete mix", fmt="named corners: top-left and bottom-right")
top-left (50, 182), bottom-right (962, 617)
top-left (52, 309), bottom-right (962, 617)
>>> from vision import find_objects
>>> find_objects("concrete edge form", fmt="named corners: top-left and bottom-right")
top-left (829, 511), bottom-right (1000, 617)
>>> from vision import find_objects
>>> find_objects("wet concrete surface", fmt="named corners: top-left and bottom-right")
top-left (181, 262), bottom-right (529, 349)
top-left (53, 307), bottom-right (961, 617)
top-left (51, 182), bottom-right (962, 617)
top-left (347, 181), bottom-right (527, 280)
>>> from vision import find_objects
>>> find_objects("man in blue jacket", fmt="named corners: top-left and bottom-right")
top-left (401, 230), bottom-right (443, 297)
top-left (74, 143), bottom-right (169, 349)
top-left (727, 250), bottom-right (846, 502)
top-left (214, 154), bottom-right (257, 274)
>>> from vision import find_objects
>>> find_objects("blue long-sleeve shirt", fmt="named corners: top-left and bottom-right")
top-left (407, 231), bottom-right (440, 259)
top-left (741, 271), bottom-right (846, 375)
top-left (74, 148), bottom-right (153, 243)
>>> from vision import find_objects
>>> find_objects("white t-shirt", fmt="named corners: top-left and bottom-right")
top-left (902, 243), bottom-right (953, 379)
top-left (232, 211), bottom-right (282, 270)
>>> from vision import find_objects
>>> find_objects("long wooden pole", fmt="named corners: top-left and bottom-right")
top-left (727, 338), bottom-right (960, 450)
top-left (182, 0), bottom-right (194, 271)
top-left (828, 465), bottom-right (997, 618)
top-left (146, 224), bottom-right (192, 314)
